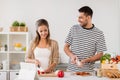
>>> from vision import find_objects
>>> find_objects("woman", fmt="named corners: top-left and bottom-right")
top-left (25, 19), bottom-right (59, 73)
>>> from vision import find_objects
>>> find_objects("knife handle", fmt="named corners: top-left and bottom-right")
top-left (38, 65), bottom-right (40, 68)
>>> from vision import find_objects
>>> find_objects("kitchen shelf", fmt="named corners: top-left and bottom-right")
top-left (0, 70), bottom-right (9, 72)
top-left (9, 51), bottom-right (26, 54)
top-left (0, 51), bottom-right (8, 53)
top-left (0, 32), bottom-right (29, 80)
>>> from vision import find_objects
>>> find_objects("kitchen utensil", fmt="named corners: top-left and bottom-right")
top-left (37, 65), bottom-right (44, 72)
top-left (39, 72), bottom-right (57, 77)
top-left (76, 59), bottom-right (82, 67)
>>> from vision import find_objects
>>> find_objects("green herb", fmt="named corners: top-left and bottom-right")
top-left (12, 21), bottom-right (19, 27)
top-left (19, 22), bottom-right (26, 27)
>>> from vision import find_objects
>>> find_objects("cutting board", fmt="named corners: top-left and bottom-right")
top-left (39, 72), bottom-right (57, 77)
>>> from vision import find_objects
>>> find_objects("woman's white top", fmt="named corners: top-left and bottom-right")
top-left (34, 47), bottom-right (51, 70)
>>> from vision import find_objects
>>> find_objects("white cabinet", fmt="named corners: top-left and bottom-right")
top-left (10, 71), bottom-right (19, 80)
top-left (0, 33), bottom-right (8, 70)
top-left (0, 71), bottom-right (7, 80)
top-left (0, 32), bottom-right (29, 80)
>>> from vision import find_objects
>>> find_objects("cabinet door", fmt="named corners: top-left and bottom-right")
top-left (10, 71), bottom-right (19, 80)
top-left (0, 72), bottom-right (7, 80)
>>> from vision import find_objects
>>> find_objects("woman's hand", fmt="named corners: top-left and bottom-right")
top-left (34, 59), bottom-right (41, 66)
top-left (44, 68), bottom-right (52, 73)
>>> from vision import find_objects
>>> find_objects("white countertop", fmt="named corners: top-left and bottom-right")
top-left (38, 72), bottom-right (109, 80)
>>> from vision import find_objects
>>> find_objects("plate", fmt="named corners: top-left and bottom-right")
top-left (75, 72), bottom-right (91, 76)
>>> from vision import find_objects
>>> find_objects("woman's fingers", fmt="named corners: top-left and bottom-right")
top-left (44, 68), bottom-right (51, 73)
top-left (35, 59), bottom-right (41, 66)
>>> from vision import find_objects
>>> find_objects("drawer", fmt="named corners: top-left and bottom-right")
top-left (10, 71), bottom-right (19, 80)
top-left (0, 71), bottom-right (7, 80)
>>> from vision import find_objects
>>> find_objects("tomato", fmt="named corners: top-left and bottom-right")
top-left (111, 58), bottom-right (116, 62)
top-left (41, 71), bottom-right (45, 74)
top-left (38, 70), bottom-right (45, 75)
top-left (58, 70), bottom-right (64, 78)
top-left (55, 70), bottom-right (64, 78)
top-left (38, 70), bottom-right (40, 75)
top-left (116, 55), bottom-right (120, 61)
top-left (37, 67), bottom-right (45, 74)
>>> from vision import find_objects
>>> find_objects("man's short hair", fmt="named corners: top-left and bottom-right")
top-left (78, 6), bottom-right (93, 17)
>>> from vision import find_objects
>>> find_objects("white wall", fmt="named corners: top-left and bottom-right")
top-left (0, 0), bottom-right (120, 63)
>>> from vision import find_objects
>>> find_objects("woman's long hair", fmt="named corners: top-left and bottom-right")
top-left (33, 19), bottom-right (51, 48)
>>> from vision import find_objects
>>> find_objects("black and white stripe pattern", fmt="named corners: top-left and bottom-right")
top-left (65, 24), bottom-right (107, 72)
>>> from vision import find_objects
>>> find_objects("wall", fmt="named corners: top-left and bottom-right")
top-left (0, 0), bottom-right (120, 63)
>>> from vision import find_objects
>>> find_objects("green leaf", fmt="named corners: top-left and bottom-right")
top-left (100, 56), bottom-right (106, 62)
top-left (19, 22), bottom-right (26, 27)
top-left (12, 21), bottom-right (19, 27)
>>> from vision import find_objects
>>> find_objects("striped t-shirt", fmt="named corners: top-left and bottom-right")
top-left (65, 24), bottom-right (107, 72)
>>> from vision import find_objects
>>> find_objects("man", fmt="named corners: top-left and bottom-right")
top-left (64, 6), bottom-right (107, 72)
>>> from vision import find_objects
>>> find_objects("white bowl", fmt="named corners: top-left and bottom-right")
top-left (14, 47), bottom-right (22, 51)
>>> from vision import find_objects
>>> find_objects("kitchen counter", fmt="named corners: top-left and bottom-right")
top-left (55, 63), bottom-right (101, 71)
top-left (38, 72), bottom-right (110, 80)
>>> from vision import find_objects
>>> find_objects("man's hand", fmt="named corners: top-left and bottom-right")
top-left (77, 58), bottom-right (90, 67)
top-left (64, 43), bottom-right (77, 64)
top-left (76, 59), bottom-right (84, 67)
top-left (70, 55), bottom-right (77, 64)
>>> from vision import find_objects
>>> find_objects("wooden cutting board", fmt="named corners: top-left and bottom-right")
top-left (39, 73), bottom-right (57, 77)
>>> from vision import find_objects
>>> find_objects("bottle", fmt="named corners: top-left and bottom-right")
top-left (4, 44), bottom-right (7, 51)
top-left (97, 69), bottom-right (102, 77)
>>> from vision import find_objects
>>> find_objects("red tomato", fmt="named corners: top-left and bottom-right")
top-left (38, 70), bottom-right (40, 75)
top-left (116, 55), bottom-right (120, 61)
top-left (41, 71), bottom-right (45, 74)
top-left (111, 58), bottom-right (116, 62)
top-left (57, 70), bottom-right (64, 78)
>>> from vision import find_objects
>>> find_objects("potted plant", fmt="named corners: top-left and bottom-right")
top-left (19, 22), bottom-right (28, 32)
top-left (10, 21), bottom-right (28, 32)
top-left (12, 21), bottom-right (19, 27)
top-left (10, 21), bottom-right (19, 32)
top-left (19, 22), bottom-right (26, 27)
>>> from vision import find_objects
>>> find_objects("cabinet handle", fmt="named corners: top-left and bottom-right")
top-left (16, 73), bottom-right (19, 75)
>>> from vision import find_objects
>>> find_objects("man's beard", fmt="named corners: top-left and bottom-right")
top-left (80, 23), bottom-right (88, 28)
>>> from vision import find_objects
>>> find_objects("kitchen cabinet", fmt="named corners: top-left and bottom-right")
top-left (0, 32), bottom-right (29, 80)
top-left (0, 71), bottom-right (7, 80)
top-left (10, 71), bottom-right (19, 80)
